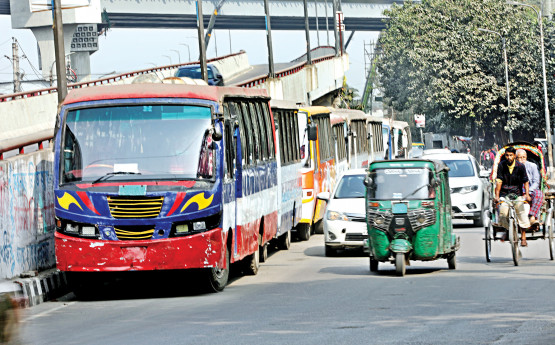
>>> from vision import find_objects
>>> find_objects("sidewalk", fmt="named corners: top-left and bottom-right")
top-left (0, 269), bottom-right (68, 307)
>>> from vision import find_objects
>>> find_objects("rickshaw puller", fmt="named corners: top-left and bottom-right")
top-left (494, 147), bottom-right (531, 246)
top-left (516, 149), bottom-right (543, 228)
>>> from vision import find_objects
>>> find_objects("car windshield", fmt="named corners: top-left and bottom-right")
top-left (368, 168), bottom-right (433, 200)
top-left (176, 66), bottom-right (214, 79)
top-left (443, 159), bottom-right (474, 177)
top-left (61, 104), bottom-right (214, 184)
top-left (334, 174), bottom-right (366, 199)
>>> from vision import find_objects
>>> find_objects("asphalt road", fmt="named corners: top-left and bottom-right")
top-left (17, 221), bottom-right (555, 345)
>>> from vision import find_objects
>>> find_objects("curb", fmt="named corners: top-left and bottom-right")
top-left (13, 270), bottom-right (68, 308)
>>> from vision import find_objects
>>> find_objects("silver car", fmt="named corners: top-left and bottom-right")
top-left (317, 169), bottom-right (367, 256)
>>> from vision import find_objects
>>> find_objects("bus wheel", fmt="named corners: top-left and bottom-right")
top-left (259, 243), bottom-right (268, 263)
top-left (279, 230), bottom-right (291, 250)
top-left (298, 223), bottom-right (311, 241)
top-left (244, 244), bottom-right (260, 276)
top-left (208, 248), bottom-right (229, 292)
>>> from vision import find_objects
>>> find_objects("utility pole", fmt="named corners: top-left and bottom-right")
top-left (12, 38), bottom-right (21, 93)
top-left (303, 0), bottom-right (312, 64)
top-left (333, 0), bottom-right (339, 56)
top-left (264, 0), bottom-right (275, 78)
top-left (196, 0), bottom-right (208, 82)
top-left (53, 0), bottom-right (68, 104)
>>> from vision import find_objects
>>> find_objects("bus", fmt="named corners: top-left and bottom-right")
top-left (383, 120), bottom-right (412, 160)
top-left (296, 106), bottom-right (336, 238)
top-left (330, 113), bottom-right (348, 177)
top-left (270, 100), bottom-right (303, 251)
top-left (54, 83), bottom-right (279, 292)
top-left (329, 108), bottom-right (385, 169)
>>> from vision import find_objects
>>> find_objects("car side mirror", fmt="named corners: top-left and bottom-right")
top-left (316, 191), bottom-right (330, 201)
top-left (431, 178), bottom-right (440, 188)
top-left (307, 123), bottom-right (318, 141)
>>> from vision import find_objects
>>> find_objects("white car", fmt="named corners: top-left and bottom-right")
top-left (317, 169), bottom-right (367, 256)
top-left (422, 153), bottom-right (490, 226)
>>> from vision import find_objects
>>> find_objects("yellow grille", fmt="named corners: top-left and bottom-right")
top-left (114, 227), bottom-right (155, 240)
top-left (108, 196), bottom-right (164, 219)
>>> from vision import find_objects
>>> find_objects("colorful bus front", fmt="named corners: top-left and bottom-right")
top-left (53, 84), bottom-right (273, 292)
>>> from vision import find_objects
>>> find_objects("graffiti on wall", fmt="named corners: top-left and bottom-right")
top-left (0, 150), bottom-right (56, 279)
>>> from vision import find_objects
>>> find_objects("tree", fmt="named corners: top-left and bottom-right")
top-left (377, 0), bottom-right (553, 145)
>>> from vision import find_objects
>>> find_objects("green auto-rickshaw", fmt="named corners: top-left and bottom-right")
top-left (364, 159), bottom-right (459, 276)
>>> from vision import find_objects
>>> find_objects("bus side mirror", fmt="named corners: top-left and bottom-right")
top-left (316, 192), bottom-right (330, 202)
top-left (211, 125), bottom-right (223, 141)
top-left (307, 123), bottom-right (318, 141)
top-left (364, 176), bottom-right (373, 187)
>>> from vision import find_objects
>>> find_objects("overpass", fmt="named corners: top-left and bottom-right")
top-left (0, 46), bottom-right (347, 279)
top-left (1, 0), bottom-right (403, 81)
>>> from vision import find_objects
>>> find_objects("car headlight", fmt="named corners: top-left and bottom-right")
top-left (327, 211), bottom-right (348, 221)
top-left (459, 185), bottom-right (479, 194)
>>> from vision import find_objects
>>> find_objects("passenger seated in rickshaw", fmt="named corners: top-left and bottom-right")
top-left (516, 149), bottom-right (544, 230)
top-left (494, 147), bottom-right (532, 245)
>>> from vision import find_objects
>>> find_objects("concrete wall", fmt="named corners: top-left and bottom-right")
top-left (0, 149), bottom-right (56, 280)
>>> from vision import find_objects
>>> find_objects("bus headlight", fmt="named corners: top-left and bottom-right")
top-left (81, 226), bottom-right (97, 237)
top-left (65, 223), bottom-right (79, 234)
top-left (193, 221), bottom-right (206, 231)
top-left (175, 224), bottom-right (189, 234)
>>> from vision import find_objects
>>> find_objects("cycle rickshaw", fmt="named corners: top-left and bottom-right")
top-left (485, 142), bottom-right (555, 265)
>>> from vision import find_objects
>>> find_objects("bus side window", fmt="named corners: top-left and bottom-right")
top-left (247, 102), bottom-right (261, 162)
top-left (239, 102), bottom-right (254, 165)
top-left (230, 102), bottom-right (247, 166)
top-left (261, 102), bottom-right (275, 159)
top-left (254, 102), bottom-right (269, 161)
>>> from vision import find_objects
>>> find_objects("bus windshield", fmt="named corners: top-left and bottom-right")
top-left (61, 104), bottom-right (213, 184)
top-left (368, 168), bottom-right (433, 200)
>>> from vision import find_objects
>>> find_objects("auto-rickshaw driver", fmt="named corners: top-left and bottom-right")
top-left (493, 146), bottom-right (532, 245)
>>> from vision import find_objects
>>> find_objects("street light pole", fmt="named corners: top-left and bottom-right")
top-left (162, 55), bottom-right (172, 64)
top-left (478, 28), bottom-right (513, 142)
top-left (170, 49), bottom-right (181, 63)
top-left (507, 1), bottom-right (554, 174)
top-left (179, 43), bottom-right (191, 62)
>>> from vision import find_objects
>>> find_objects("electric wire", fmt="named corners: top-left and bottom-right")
top-left (16, 40), bottom-right (50, 87)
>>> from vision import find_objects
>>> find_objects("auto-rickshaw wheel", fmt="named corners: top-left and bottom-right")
top-left (485, 223), bottom-right (493, 262)
top-left (395, 253), bottom-right (406, 276)
top-left (369, 257), bottom-right (379, 272)
top-left (508, 216), bottom-right (520, 266)
top-left (547, 210), bottom-right (554, 260)
top-left (447, 252), bottom-right (456, 269)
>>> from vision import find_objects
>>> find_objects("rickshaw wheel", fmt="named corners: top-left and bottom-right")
top-left (447, 252), bottom-right (456, 269)
top-left (547, 211), bottom-right (555, 260)
top-left (508, 216), bottom-right (520, 266)
top-left (485, 223), bottom-right (493, 262)
top-left (369, 257), bottom-right (379, 272)
top-left (395, 253), bottom-right (406, 276)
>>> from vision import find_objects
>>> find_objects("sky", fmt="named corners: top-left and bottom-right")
top-left (0, 15), bottom-right (380, 96)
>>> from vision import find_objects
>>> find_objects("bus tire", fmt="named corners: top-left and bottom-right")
top-left (279, 230), bottom-right (291, 250)
top-left (298, 223), bottom-right (311, 241)
top-left (244, 244), bottom-right (260, 276)
top-left (314, 219), bottom-right (324, 234)
top-left (207, 247), bottom-right (229, 292)
top-left (259, 243), bottom-right (268, 263)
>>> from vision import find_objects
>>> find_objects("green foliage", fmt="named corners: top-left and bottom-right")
top-left (377, 0), bottom-right (554, 143)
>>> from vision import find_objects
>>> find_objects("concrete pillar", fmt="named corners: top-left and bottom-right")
top-left (70, 52), bottom-right (92, 83)
top-left (31, 25), bottom-right (78, 83)
top-left (265, 78), bottom-right (284, 100)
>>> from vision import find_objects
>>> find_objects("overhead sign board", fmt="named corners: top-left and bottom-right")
top-left (30, 0), bottom-right (91, 12)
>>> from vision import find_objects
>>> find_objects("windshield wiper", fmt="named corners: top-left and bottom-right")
top-left (91, 171), bottom-right (141, 185)
top-left (403, 183), bottom-right (430, 200)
